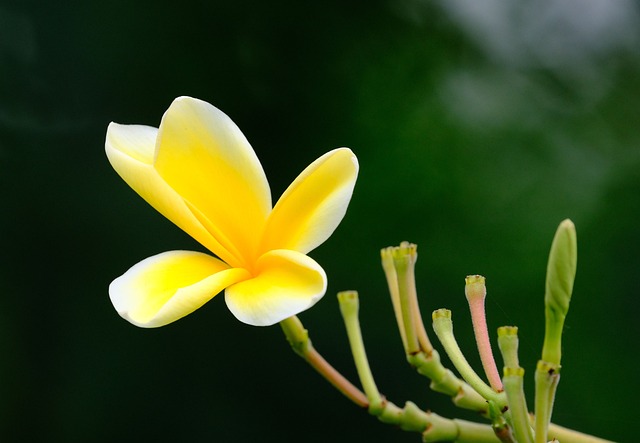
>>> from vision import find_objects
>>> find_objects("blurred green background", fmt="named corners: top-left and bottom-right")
top-left (1, 0), bottom-right (638, 441)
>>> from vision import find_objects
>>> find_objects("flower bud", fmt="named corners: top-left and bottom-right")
top-left (545, 219), bottom-right (577, 320)
top-left (542, 219), bottom-right (577, 365)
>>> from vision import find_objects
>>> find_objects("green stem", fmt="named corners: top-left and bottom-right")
top-left (503, 368), bottom-right (534, 443)
top-left (393, 247), bottom-right (420, 353)
top-left (547, 422), bottom-right (615, 443)
top-left (497, 327), bottom-right (534, 443)
top-left (279, 311), bottom-right (613, 443)
top-left (432, 309), bottom-right (507, 409)
top-left (280, 316), bottom-right (368, 408)
top-left (382, 244), bottom-right (486, 414)
top-left (338, 291), bottom-right (384, 412)
top-left (402, 245), bottom-right (433, 354)
top-left (407, 350), bottom-right (489, 413)
top-left (373, 400), bottom-right (503, 443)
top-left (337, 291), bottom-right (500, 442)
top-left (534, 360), bottom-right (560, 443)
top-left (382, 242), bottom-right (433, 355)
top-left (487, 400), bottom-right (515, 442)
top-left (450, 419), bottom-right (505, 443)
top-left (381, 247), bottom-right (408, 349)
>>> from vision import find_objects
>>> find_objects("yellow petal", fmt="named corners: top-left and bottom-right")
top-left (154, 97), bottom-right (272, 266)
top-left (105, 123), bottom-right (242, 267)
top-left (225, 250), bottom-right (327, 326)
top-left (110, 250), bottom-right (250, 328)
top-left (261, 148), bottom-right (358, 254)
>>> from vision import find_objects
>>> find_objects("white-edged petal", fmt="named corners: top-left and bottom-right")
top-left (261, 148), bottom-right (358, 254)
top-left (110, 250), bottom-right (250, 328)
top-left (105, 123), bottom-right (242, 267)
top-left (155, 97), bottom-right (272, 265)
top-left (224, 249), bottom-right (327, 326)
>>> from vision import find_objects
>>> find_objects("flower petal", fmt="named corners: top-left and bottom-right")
top-left (225, 250), bottom-right (327, 326)
top-left (110, 250), bottom-right (251, 328)
top-left (261, 148), bottom-right (358, 254)
top-left (154, 97), bottom-right (272, 266)
top-left (105, 123), bottom-right (242, 267)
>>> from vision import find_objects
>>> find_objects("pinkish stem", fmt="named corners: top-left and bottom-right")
top-left (465, 275), bottom-right (503, 392)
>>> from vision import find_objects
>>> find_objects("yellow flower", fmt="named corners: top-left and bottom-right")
top-left (106, 96), bottom-right (358, 327)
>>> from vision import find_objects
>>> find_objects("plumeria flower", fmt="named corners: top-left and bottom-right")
top-left (106, 96), bottom-right (358, 327)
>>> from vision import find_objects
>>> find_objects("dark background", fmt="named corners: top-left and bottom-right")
top-left (1, 0), bottom-right (637, 441)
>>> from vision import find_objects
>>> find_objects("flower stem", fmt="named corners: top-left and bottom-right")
top-left (497, 327), bottom-right (534, 443)
top-left (280, 315), bottom-right (368, 408)
top-left (373, 400), bottom-right (504, 443)
top-left (382, 243), bottom-right (433, 355)
top-left (395, 251), bottom-right (419, 353)
top-left (337, 290), bottom-right (384, 412)
top-left (503, 367), bottom-right (534, 443)
top-left (465, 275), bottom-right (503, 392)
top-left (534, 360), bottom-right (560, 443)
top-left (382, 243), bottom-right (491, 413)
top-left (280, 309), bottom-right (613, 443)
top-left (432, 309), bottom-right (507, 409)
top-left (381, 247), bottom-right (408, 350)
top-left (407, 349), bottom-right (489, 413)
top-left (547, 422), bottom-right (614, 443)
top-left (336, 291), bottom-right (504, 442)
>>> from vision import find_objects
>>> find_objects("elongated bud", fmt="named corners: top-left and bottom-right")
top-left (545, 219), bottom-right (577, 321)
top-left (542, 219), bottom-right (577, 365)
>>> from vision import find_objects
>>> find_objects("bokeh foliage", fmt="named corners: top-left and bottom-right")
top-left (1, 0), bottom-right (638, 441)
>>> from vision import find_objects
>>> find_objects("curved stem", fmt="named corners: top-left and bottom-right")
top-left (336, 291), bottom-right (503, 442)
top-left (381, 247), bottom-right (408, 349)
top-left (382, 243), bottom-right (433, 355)
top-left (394, 250), bottom-right (419, 353)
top-left (432, 309), bottom-right (507, 409)
top-left (338, 291), bottom-right (383, 412)
top-left (280, 315), bottom-right (368, 408)
top-left (408, 349), bottom-right (489, 413)
top-left (279, 311), bottom-right (613, 443)
top-left (465, 275), bottom-right (503, 392)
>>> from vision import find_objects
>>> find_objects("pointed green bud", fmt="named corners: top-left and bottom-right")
top-left (542, 219), bottom-right (577, 365)
top-left (545, 219), bottom-right (577, 319)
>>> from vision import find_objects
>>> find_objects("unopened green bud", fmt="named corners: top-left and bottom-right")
top-left (536, 221), bottom-right (574, 443)
top-left (542, 219), bottom-right (577, 365)
top-left (545, 219), bottom-right (577, 319)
